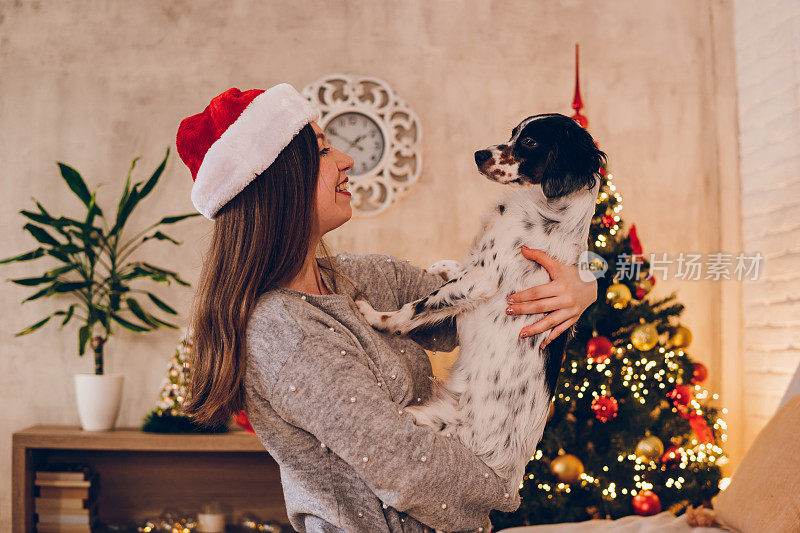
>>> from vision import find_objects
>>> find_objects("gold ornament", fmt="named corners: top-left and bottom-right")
top-left (631, 321), bottom-right (659, 351)
top-left (669, 325), bottom-right (693, 349)
top-left (606, 283), bottom-right (632, 309)
top-left (635, 435), bottom-right (664, 462)
top-left (550, 454), bottom-right (585, 484)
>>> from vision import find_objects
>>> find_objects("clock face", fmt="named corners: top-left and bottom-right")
top-left (323, 112), bottom-right (385, 175)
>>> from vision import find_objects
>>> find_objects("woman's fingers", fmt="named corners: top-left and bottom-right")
top-left (520, 246), bottom-right (561, 277)
top-left (519, 308), bottom-right (572, 338)
top-left (507, 281), bottom-right (561, 304)
top-left (506, 294), bottom-right (571, 316)
top-left (541, 319), bottom-right (577, 349)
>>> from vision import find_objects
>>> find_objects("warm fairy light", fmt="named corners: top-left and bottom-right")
top-left (719, 477), bottom-right (731, 490)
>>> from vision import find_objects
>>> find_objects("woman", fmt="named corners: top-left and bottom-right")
top-left (178, 84), bottom-right (597, 533)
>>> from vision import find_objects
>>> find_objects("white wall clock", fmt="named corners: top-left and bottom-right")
top-left (302, 74), bottom-right (422, 216)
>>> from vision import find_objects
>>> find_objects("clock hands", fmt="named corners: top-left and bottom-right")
top-left (327, 130), bottom-right (367, 152)
top-left (327, 131), bottom-right (355, 145)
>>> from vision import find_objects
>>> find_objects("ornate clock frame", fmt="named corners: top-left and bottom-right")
top-left (302, 74), bottom-right (422, 216)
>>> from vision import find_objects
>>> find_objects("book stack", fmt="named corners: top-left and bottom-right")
top-left (34, 468), bottom-right (96, 533)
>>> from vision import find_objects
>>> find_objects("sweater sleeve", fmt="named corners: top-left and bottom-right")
top-left (260, 323), bottom-right (520, 531)
top-left (388, 255), bottom-right (461, 353)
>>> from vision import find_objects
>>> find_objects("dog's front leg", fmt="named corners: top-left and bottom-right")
top-left (423, 260), bottom-right (465, 282)
top-left (356, 268), bottom-right (490, 335)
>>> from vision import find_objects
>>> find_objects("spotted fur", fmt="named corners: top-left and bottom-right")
top-left (357, 113), bottom-right (606, 485)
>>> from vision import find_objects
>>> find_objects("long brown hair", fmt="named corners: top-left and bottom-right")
top-left (184, 123), bottom-right (336, 426)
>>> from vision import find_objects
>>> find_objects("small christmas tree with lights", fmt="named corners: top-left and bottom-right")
top-left (141, 326), bottom-right (228, 433)
top-left (490, 45), bottom-right (728, 527)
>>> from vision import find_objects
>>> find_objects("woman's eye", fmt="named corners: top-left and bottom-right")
top-left (320, 147), bottom-right (331, 155)
top-left (521, 138), bottom-right (537, 148)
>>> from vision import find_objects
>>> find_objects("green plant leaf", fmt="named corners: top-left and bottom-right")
top-left (110, 149), bottom-right (169, 238)
top-left (141, 262), bottom-right (191, 286)
top-left (85, 191), bottom-right (101, 227)
top-left (22, 285), bottom-right (55, 303)
top-left (56, 244), bottom-right (84, 255)
top-left (0, 247), bottom-right (46, 264)
top-left (53, 280), bottom-right (93, 292)
top-left (117, 156), bottom-right (139, 224)
top-left (78, 324), bottom-right (91, 355)
top-left (56, 304), bottom-right (76, 327)
top-left (141, 231), bottom-right (181, 245)
top-left (155, 213), bottom-right (202, 225)
top-left (109, 312), bottom-right (150, 332)
top-left (138, 148), bottom-right (169, 200)
top-left (20, 209), bottom-right (56, 226)
top-left (147, 314), bottom-right (179, 329)
top-left (46, 248), bottom-right (72, 264)
top-left (46, 264), bottom-right (79, 277)
top-left (126, 297), bottom-right (159, 327)
top-left (57, 162), bottom-right (93, 208)
top-left (23, 223), bottom-right (61, 247)
top-left (15, 315), bottom-right (53, 336)
top-left (146, 292), bottom-right (178, 315)
top-left (9, 274), bottom-right (56, 286)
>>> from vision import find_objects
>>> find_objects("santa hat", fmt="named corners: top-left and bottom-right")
top-left (176, 83), bottom-right (320, 220)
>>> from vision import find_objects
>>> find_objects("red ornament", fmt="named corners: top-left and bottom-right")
top-left (660, 445), bottom-right (681, 467)
top-left (635, 287), bottom-right (647, 300)
top-left (602, 215), bottom-right (615, 228)
top-left (648, 275), bottom-right (656, 287)
top-left (667, 385), bottom-right (692, 408)
top-left (632, 490), bottom-right (661, 516)
top-left (691, 362), bottom-right (708, 384)
top-left (591, 395), bottom-right (618, 423)
top-left (233, 409), bottom-right (255, 434)
top-left (628, 224), bottom-right (643, 259)
top-left (587, 335), bottom-right (614, 362)
top-left (689, 413), bottom-right (715, 444)
top-left (599, 166), bottom-right (607, 176)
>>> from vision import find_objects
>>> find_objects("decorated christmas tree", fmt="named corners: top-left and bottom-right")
top-left (490, 45), bottom-right (728, 527)
top-left (141, 325), bottom-right (228, 433)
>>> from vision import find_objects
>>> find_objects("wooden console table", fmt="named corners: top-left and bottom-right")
top-left (12, 425), bottom-right (289, 532)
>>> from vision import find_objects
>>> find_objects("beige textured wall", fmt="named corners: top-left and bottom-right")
top-left (0, 0), bottom-right (740, 525)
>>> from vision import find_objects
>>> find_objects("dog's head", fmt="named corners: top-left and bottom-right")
top-left (474, 113), bottom-right (607, 199)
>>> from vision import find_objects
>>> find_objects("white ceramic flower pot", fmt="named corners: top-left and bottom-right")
top-left (74, 373), bottom-right (124, 431)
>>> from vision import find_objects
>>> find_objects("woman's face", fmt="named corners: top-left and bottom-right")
top-left (311, 121), bottom-right (354, 237)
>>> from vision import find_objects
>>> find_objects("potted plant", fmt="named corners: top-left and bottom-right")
top-left (1, 149), bottom-right (200, 430)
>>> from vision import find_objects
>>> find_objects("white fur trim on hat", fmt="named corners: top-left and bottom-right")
top-left (191, 83), bottom-right (320, 220)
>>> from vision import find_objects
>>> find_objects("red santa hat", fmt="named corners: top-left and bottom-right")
top-left (176, 83), bottom-right (320, 220)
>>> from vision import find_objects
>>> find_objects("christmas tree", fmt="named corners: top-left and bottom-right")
top-left (490, 45), bottom-right (728, 527)
top-left (141, 325), bottom-right (228, 433)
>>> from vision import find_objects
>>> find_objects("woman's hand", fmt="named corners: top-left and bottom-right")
top-left (505, 246), bottom-right (598, 348)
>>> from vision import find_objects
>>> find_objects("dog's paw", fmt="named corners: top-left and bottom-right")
top-left (424, 260), bottom-right (462, 281)
top-left (355, 298), bottom-right (395, 331)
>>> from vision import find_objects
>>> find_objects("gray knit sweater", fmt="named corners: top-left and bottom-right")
top-left (244, 253), bottom-right (521, 533)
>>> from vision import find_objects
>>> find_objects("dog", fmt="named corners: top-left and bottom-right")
top-left (356, 113), bottom-right (606, 486)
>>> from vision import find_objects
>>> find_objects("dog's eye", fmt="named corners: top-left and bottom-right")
top-left (521, 137), bottom-right (538, 149)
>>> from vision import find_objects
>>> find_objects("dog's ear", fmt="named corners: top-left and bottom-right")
top-left (541, 124), bottom-right (607, 199)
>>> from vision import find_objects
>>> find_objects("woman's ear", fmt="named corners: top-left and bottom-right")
top-left (541, 126), bottom-right (607, 198)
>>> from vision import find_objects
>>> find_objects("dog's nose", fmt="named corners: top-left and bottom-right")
top-left (474, 150), bottom-right (492, 165)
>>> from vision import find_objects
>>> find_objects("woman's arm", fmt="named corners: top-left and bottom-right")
top-left (385, 250), bottom-right (598, 349)
top-left (248, 312), bottom-right (519, 531)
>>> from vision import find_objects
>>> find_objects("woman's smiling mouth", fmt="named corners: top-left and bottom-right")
top-left (335, 177), bottom-right (350, 195)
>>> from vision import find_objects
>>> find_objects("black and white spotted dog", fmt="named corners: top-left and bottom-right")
top-left (357, 113), bottom-right (606, 486)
